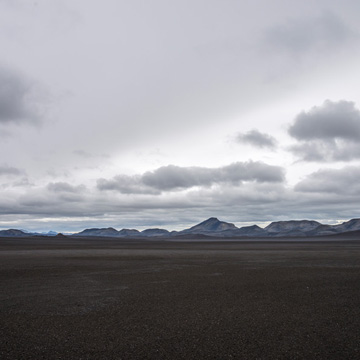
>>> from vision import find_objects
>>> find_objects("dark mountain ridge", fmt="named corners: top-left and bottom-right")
top-left (265, 220), bottom-right (322, 234)
top-left (75, 227), bottom-right (119, 237)
top-left (1, 218), bottom-right (360, 238)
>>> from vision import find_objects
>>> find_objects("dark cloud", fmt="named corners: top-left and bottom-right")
top-left (142, 165), bottom-right (213, 191)
top-left (289, 100), bottom-right (360, 162)
top-left (264, 12), bottom-right (356, 56)
top-left (236, 129), bottom-right (277, 149)
top-left (142, 162), bottom-right (286, 189)
top-left (289, 100), bottom-right (360, 140)
top-left (0, 165), bottom-right (23, 176)
top-left (47, 182), bottom-right (86, 193)
top-left (294, 166), bottom-right (360, 195)
top-left (0, 67), bottom-right (41, 125)
top-left (97, 162), bottom-right (285, 194)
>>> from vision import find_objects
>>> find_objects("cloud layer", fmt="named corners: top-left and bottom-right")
top-left (0, 165), bottom-right (23, 176)
top-left (97, 162), bottom-right (285, 194)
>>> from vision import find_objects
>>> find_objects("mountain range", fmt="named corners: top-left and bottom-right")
top-left (1, 217), bottom-right (360, 238)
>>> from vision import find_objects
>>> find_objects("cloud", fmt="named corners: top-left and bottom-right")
top-left (0, 67), bottom-right (42, 125)
top-left (295, 166), bottom-right (360, 196)
top-left (97, 175), bottom-right (159, 195)
top-left (73, 150), bottom-right (109, 159)
top-left (0, 129), bottom-right (11, 138)
top-left (97, 162), bottom-right (285, 194)
top-left (0, 176), bottom-right (289, 229)
top-left (290, 140), bottom-right (360, 162)
top-left (142, 162), bottom-right (285, 189)
top-left (2, 164), bottom-right (360, 232)
top-left (0, 165), bottom-right (24, 176)
top-left (3, 175), bottom-right (358, 233)
top-left (289, 100), bottom-right (360, 140)
top-left (236, 129), bottom-right (277, 149)
top-left (264, 12), bottom-right (356, 57)
top-left (47, 182), bottom-right (86, 193)
top-left (5, 182), bottom-right (88, 212)
top-left (288, 100), bottom-right (360, 161)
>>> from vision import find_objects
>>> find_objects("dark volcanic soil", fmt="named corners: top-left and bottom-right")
top-left (1, 237), bottom-right (360, 359)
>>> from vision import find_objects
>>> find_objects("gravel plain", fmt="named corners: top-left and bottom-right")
top-left (1, 236), bottom-right (360, 359)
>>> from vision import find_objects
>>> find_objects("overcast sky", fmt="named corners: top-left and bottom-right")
top-left (1, 0), bottom-right (360, 232)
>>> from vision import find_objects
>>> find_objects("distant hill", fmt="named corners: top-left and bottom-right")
top-left (2, 217), bottom-right (360, 239)
top-left (118, 229), bottom-right (141, 237)
top-left (27, 230), bottom-right (58, 236)
top-left (333, 218), bottom-right (360, 233)
top-left (55, 233), bottom-right (67, 238)
top-left (221, 225), bottom-right (268, 237)
top-left (70, 217), bottom-right (360, 238)
top-left (0, 229), bottom-right (28, 237)
top-left (74, 227), bottom-right (119, 237)
top-left (179, 217), bottom-right (237, 235)
top-left (141, 228), bottom-right (170, 237)
top-left (265, 220), bottom-right (321, 234)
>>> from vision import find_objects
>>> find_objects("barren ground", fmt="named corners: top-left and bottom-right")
top-left (1, 236), bottom-right (360, 359)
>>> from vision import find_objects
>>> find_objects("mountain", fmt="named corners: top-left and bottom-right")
top-left (55, 233), bottom-right (67, 238)
top-left (263, 219), bottom-right (360, 237)
top-left (2, 217), bottom-right (360, 239)
top-left (222, 225), bottom-right (268, 237)
top-left (265, 220), bottom-right (322, 235)
top-left (306, 224), bottom-right (339, 236)
top-left (72, 227), bottom-right (142, 238)
top-left (0, 229), bottom-right (28, 237)
top-left (44, 231), bottom-right (58, 236)
top-left (333, 218), bottom-right (360, 233)
top-left (181, 217), bottom-right (237, 235)
top-left (25, 230), bottom-right (58, 236)
top-left (74, 227), bottom-right (119, 237)
top-left (117, 229), bottom-right (141, 237)
top-left (141, 228), bottom-right (170, 237)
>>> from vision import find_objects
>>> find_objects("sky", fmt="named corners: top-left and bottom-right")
top-left (1, 0), bottom-right (360, 232)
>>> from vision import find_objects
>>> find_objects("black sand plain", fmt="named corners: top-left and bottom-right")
top-left (1, 235), bottom-right (360, 359)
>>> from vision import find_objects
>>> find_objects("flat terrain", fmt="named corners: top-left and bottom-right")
top-left (1, 236), bottom-right (360, 359)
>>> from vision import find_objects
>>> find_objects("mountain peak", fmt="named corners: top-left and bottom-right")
top-left (187, 217), bottom-right (237, 233)
top-left (55, 233), bottom-right (67, 238)
top-left (199, 217), bottom-right (221, 225)
top-left (207, 217), bottom-right (220, 221)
